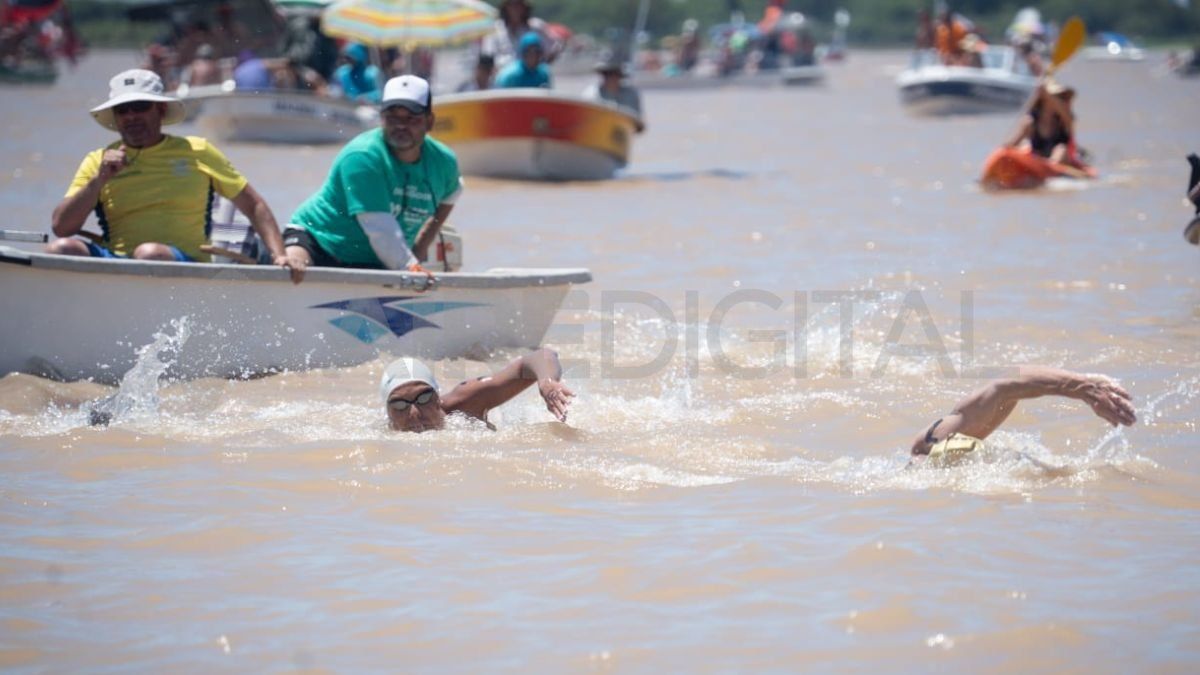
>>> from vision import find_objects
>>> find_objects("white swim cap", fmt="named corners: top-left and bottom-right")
top-left (379, 357), bottom-right (439, 404)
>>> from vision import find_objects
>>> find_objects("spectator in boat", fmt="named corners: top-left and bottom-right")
top-left (47, 69), bottom-right (298, 282)
top-left (910, 366), bottom-right (1135, 466)
top-left (1007, 80), bottom-right (1083, 168)
top-left (456, 53), bottom-right (495, 92)
top-left (283, 75), bottom-right (462, 275)
top-left (582, 55), bottom-right (645, 132)
top-left (495, 32), bottom-right (551, 89)
top-left (958, 33), bottom-right (986, 68)
top-left (380, 351), bottom-right (573, 433)
top-left (274, 56), bottom-right (327, 94)
top-left (332, 42), bottom-right (382, 104)
top-left (915, 8), bottom-right (935, 51)
top-left (1017, 39), bottom-right (1045, 77)
top-left (935, 9), bottom-right (968, 65)
top-left (233, 49), bottom-right (272, 90)
top-left (182, 43), bottom-right (222, 87)
top-left (678, 18), bottom-right (701, 72)
top-left (283, 14), bottom-right (339, 80)
top-left (481, 0), bottom-right (561, 69)
top-left (211, 0), bottom-right (255, 58)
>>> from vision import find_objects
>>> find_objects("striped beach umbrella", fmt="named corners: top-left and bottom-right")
top-left (321, 0), bottom-right (497, 49)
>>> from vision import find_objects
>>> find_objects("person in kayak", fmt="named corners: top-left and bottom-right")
top-left (1007, 80), bottom-right (1085, 169)
top-left (284, 75), bottom-right (462, 278)
top-left (380, 350), bottom-right (573, 433)
top-left (910, 366), bottom-right (1136, 465)
top-left (47, 69), bottom-right (297, 281)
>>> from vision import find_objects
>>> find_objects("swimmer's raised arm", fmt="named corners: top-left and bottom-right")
top-left (912, 366), bottom-right (1137, 455)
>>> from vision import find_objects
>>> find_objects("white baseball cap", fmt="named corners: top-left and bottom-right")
top-left (381, 75), bottom-right (432, 114)
top-left (380, 357), bottom-right (440, 404)
top-left (90, 69), bottom-right (186, 131)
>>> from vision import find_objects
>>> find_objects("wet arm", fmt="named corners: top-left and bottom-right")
top-left (913, 367), bottom-right (1136, 453)
top-left (443, 348), bottom-right (569, 422)
top-left (412, 203), bottom-right (455, 263)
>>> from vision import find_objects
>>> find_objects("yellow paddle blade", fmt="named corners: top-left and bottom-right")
top-left (1051, 16), bottom-right (1086, 70)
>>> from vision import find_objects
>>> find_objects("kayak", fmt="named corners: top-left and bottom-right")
top-left (980, 147), bottom-right (1097, 190)
top-left (0, 245), bottom-right (590, 383)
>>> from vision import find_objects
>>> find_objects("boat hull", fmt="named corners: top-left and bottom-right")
top-left (898, 75), bottom-right (1032, 115)
top-left (897, 50), bottom-right (1035, 116)
top-left (980, 147), bottom-right (1096, 190)
top-left (432, 90), bottom-right (641, 181)
top-left (0, 247), bottom-right (589, 383)
top-left (187, 90), bottom-right (377, 144)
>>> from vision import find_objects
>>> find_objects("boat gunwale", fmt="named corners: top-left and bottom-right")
top-left (0, 246), bottom-right (591, 289)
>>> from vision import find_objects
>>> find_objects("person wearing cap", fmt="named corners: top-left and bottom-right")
top-left (495, 32), bottom-right (552, 89)
top-left (1006, 80), bottom-right (1084, 168)
top-left (910, 366), bottom-right (1136, 466)
top-left (48, 69), bottom-right (297, 281)
top-left (456, 53), bottom-right (496, 92)
top-left (332, 43), bottom-right (382, 104)
top-left (582, 55), bottom-right (645, 132)
top-left (284, 74), bottom-right (462, 274)
top-left (380, 349), bottom-right (573, 433)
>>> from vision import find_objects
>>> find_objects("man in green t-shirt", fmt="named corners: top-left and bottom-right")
top-left (284, 75), bottom-right (463, 276)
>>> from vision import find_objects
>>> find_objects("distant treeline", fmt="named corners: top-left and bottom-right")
top-left (537, 0), bottom-right (1200, 46)
top-left (70, 0), bottom-right (1200, 49)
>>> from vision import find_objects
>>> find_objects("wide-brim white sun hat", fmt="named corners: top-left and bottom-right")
top-left (90, 68), bottom-right (186, 131)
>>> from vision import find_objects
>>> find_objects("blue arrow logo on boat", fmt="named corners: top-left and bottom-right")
top-left (312, 296), bottom-right (487, 344)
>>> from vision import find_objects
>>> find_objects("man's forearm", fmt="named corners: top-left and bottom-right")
top-left (519, 349), bottom-right (562, 382)
top-left (248, 201), bottom-right (286, 258)
top-left (52, 179), bottom-right (102, 236)
top-left (413, 204), bottom-right (454, 257)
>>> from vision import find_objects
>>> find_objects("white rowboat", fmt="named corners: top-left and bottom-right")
top-left (183, 88), bottom-right (378, 144)
top-left (0, 246), bottom-right (589, 383)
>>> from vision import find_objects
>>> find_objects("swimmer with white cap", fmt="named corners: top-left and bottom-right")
top-left (380, 348), bottom-right (573, 432)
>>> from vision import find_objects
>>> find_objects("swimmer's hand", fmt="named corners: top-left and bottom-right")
top-left (538, 379), bottom-right (574, 422)
top-left (1077, 375), bottom-right (1137, 427)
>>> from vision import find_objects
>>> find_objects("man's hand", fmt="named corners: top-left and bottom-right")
top-left (274, 252), bottom-right (305, 284)
top-left (1077, 375), bottom-right (1137, 427)
top-left (411, 241), bottom-right (429, 263)
top-left (97, 146), bottom-right (129, 183)
top-left (538, 379), bottom-right (574, 422)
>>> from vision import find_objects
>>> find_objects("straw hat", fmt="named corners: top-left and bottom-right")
top-left (90, 69), bottom-right (186, 131)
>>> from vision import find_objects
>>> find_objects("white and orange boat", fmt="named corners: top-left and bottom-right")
top-left (431, 89), bottom-right (642, 181)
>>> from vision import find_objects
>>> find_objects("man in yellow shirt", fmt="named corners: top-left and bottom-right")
top-left (48, 69), bottom-right (299, 282)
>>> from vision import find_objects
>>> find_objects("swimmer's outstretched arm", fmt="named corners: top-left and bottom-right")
top-left (911, 367), bottom-right (1137, 455)
top-left (442, 348), bottom-right (574, 423)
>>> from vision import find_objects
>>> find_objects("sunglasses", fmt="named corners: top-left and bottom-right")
top-left (387, 389), bottom-right (436, 412)
top-left (113, 100), bottom-right (155, 115)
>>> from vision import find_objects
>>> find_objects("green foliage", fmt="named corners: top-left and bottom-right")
top-left (529, 0), bottom-right (1200, 47)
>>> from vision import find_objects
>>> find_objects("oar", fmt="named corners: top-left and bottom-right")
top-left (0, 229), bottom-right (103, 243)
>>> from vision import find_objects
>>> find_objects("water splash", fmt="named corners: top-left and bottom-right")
top-left (84, 317), bottom-right (192, 426)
